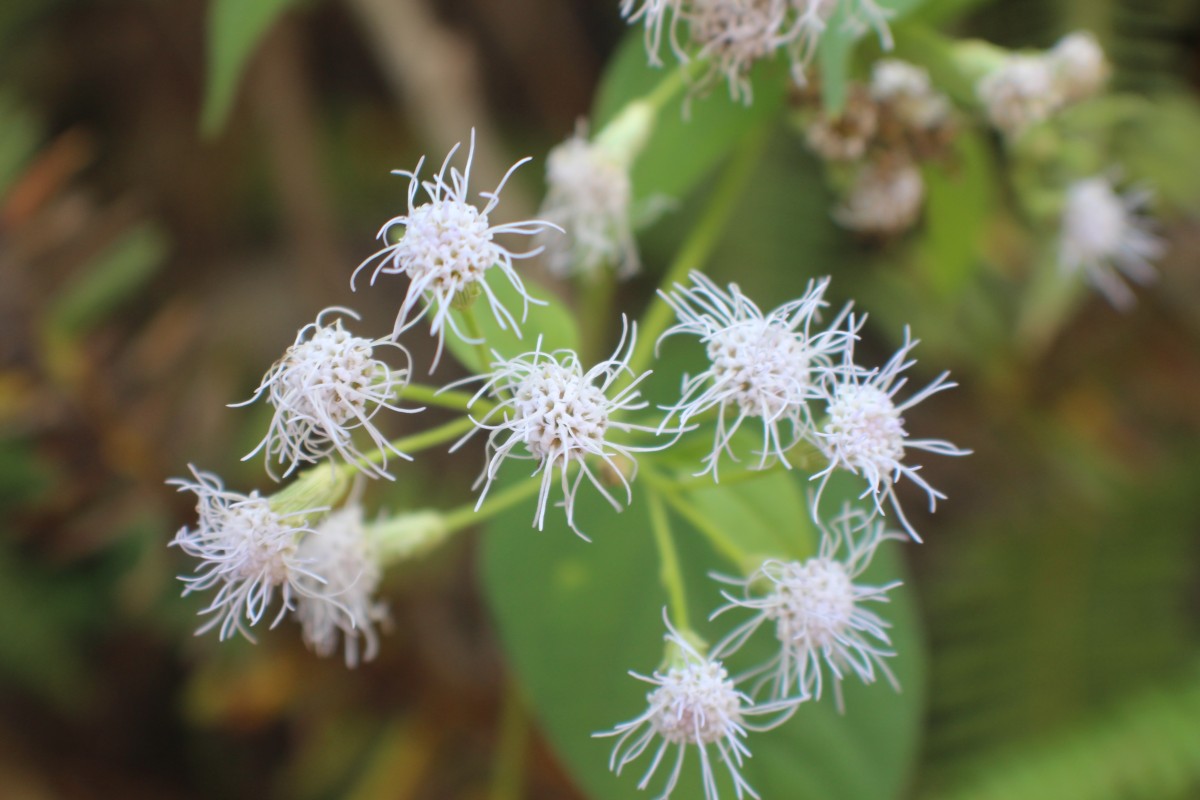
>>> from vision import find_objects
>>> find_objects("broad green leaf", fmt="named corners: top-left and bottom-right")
top-left (482, 469), bottom-right (925, 800)
top-left (445, 271), bottom-right (580, 374)
top-left (687, 469), bottom-right (818, 563)
top-left (819, 0), bottom-right (929, 113)
top-left (592, 32), bottom-right (788, 203)
top-left (202, 0), bottom-right (300, 136)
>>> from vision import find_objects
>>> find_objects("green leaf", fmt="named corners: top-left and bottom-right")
top-left (482, 469), bottom-right (925, 800)
top-left (445, 271), bottom-right (581, 373)
top-left (201, 0), bottom-right (300, 136)
top-left (916, 130), bottom-right (993, 298)
top-left (592, 32), bottom-right (788, 203)
top-left (686, 469), bottom-right (818, 563)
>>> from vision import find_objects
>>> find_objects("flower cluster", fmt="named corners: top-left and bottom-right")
top-left (172, 133), bottom-right (565, 662)
top-left (796, 58), bottom-right (955, 237)
top-left (976, 31), bottom-right (1108, 137)
top-left (155, 8), bottom-right (1188, 796)
top-left (604, 508), bottom-right (903, 799)
top-left (596, 276), bottom-right (963, 797)
top-left (154, 32), bottom-right (1015, 797)
top-left (660, 272), bottom-right (966, 540)
top-left (621, 0), bottom-right (894, 102)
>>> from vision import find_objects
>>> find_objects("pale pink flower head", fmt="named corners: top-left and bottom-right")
top-left (169, 467), bottom-right (330, 642)
top-left (1049, 31), bottom-right (1108, 104)
top-left (812, 328), bottom-right (969, 542)
top-left (293, 502), bottom-right (389, 668)
top-left (713, 505), bottom-right (902, 709)
top-left (976, 54), bottom-right (1061, 136)
top-left (455, 319), bottom-right (665, 536)
top-left (1059, 175), bottom-right (1163, 310)
top-left (539, 128), bottom-right (640, 279)
top-left (353, 130), bottom-right (560, 367)
top-left (597, 614), bottom-right (800, 800)
top-left (234, 307), bottom-right (418, 480)
top-left (835, 160), bottom-right (925, 236)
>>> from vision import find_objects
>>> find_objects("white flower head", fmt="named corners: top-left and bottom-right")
top-left (870, 58), bottom-right (930, 101)
top-left (597, 614), bottom-right (799, 800)
top-left (976, 54), bottom-right (1061, 136)
top-left (1049, 31), bottom-right (1108, 104)
top-left (352, 130), bottom-right (559, 367)
top-left (456, 319), bottom-right (663, 536)
top-left (620, 0), bottom-right (894, 101)
top-left (169, 467), bottom-right (330, 642)
top-left (813, 327), bottom-right (969, 542)
top-left (1059, 175), bottom-right (1163, 309)
top-left (835, 160), bottom-right (925, 236)
top-left (713, 505), bottom-right (901, 709)
top-left (805, 86), bottom-right (879, 162)
top-left (294, 502), bottom-right (389, 668)
top-left (539, 127), bottom-right (640, 279)
top-left (658, 272), bottom-right (857, 478)
top-left (686, 0), bottom-right (795, 103)
top-left (234, 307), bottom-right (418, 480)
top-left (870, 59), bottom-right (952, 130)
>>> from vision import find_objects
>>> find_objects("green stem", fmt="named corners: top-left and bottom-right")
top-left (626, 121), bottom-right (771, 378)
top-left (647, 487), bottom-right (689, 631)
top-left (358, 415), bottom-right (477, 469)
top-left (642, 469), bottom-right (748, 570)
top-left (441, 476), bottom-right (543, 534)
top-left (459, 304), bottom-right (495, 377)
top-left (402, 382), bottom-right (493, 415)
top-left (642, 57), bottom-right (708, 114)
top-left (578, 268), bottom-right (617, 364)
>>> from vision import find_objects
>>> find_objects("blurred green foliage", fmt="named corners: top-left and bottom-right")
top-left (203, 0), bottom-right (304, 135)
